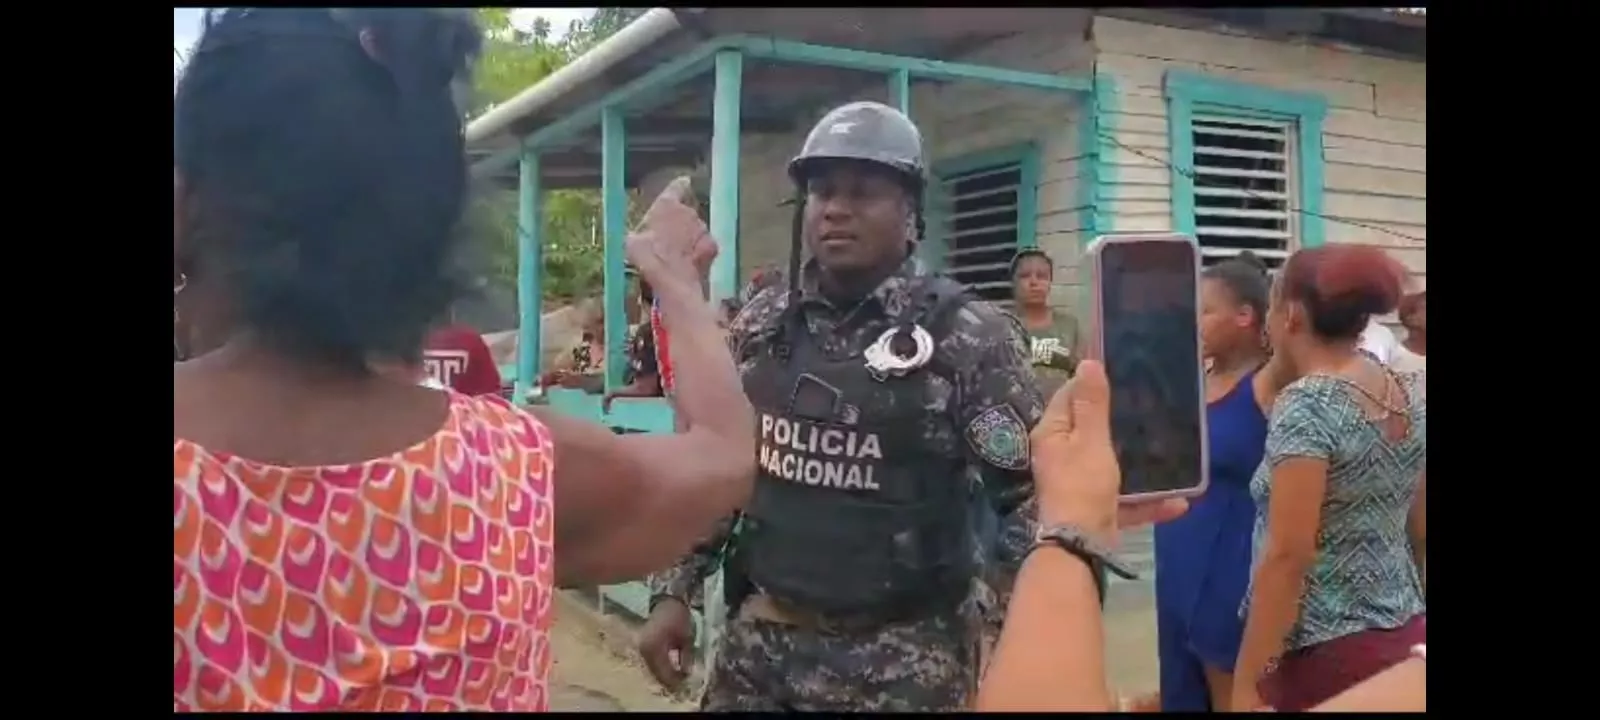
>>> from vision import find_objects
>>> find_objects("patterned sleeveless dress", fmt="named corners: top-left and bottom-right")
top-left (174, 393), bottom-right (556, 711)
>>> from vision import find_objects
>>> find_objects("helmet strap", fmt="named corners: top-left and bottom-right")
top-left (787, 188), bottom-right (805, 301)
top-left (907, 188), bottom-right (926, 250)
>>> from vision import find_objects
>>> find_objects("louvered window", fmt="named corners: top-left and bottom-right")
top-left (931, 161), bottom-right (1025, 304)
top-left (1191, 116), bottom-right (1296, 269)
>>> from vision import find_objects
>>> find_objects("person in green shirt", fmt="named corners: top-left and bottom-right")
top-left (973, 249), bottom-right (1089, 667)
top-left (1010, 249), bottom-right (1082, 399)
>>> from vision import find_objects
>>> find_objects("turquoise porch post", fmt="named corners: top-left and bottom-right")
top-left (887, 68), bottom-right (911, 114)
top-left (887, 68), bottom-right (939, 265)
top-left (514, 151), bottom-right (543, 402)
top-left (700, 46), bottom-right (745, 660)
top-left (707, 50), bottom-right (743, 302)
top-left (601, 108), bottom-right (629, 392)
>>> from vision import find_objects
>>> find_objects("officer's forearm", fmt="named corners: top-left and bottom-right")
top-left (647, 555), bottom-right (715, 611)
top-left (994, 493), bottom-right (1040, 579)
top-left (646, 513), bottom-right (737, 611)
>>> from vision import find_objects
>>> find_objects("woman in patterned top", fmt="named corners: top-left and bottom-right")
top-left (1232, 246), bottom-right (1426, 712)
top-left (174, 9), bottom-right (752, 712)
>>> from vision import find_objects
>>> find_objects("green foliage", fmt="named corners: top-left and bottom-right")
top-left (465, 8), bottom-right (646, 306)
top-left (562, 8), bottom-right (650, 54)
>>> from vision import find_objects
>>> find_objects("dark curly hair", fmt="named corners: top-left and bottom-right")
top-left (1202, 251), bottom-right (1270, 329)
top-left (1010, 248), bottom-right (1054, 279)
top-left (174, 9), bottom-right (482, 371)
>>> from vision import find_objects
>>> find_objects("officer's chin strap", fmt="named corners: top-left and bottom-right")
top-left (786, 188), bottom-right (804, 303)
top-left (768, 188), bottom-right (806, 360)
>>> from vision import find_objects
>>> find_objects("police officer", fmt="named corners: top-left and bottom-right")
top-left (637, 101), bottom-right (1044, 712)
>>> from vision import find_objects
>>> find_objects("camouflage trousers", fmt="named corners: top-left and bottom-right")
top-left (976, 564), bottom-right (1105, 674)
top-left (699, 603), bottom-right (980, 712)
top-left (975, 574), bottom-right (1010, 674)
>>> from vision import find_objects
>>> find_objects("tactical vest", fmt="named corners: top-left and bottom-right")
top-left (735, 279), bottom-right (974, 617)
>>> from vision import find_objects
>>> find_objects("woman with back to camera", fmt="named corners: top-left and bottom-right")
top-left (1231, 246), bottom-right (1426, 712)
top-left (173, 9), bottom-right (752, 712)
top-left (1151, 251), bottom-right (1294, 711)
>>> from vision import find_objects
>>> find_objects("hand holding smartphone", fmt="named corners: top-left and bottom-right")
top-left (1084, 233), bottom-right (1209, 501)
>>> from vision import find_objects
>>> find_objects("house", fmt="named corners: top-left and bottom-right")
top-left (466, 6), bottom-right (1425, 620)
top-left (469, 7), bottom-right (1424, 411)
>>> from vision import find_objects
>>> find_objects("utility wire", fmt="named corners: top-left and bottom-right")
top-left (485, 128), bottom-right (1426, 248)
top-left (1095, 130), bottom-right (1425, 244)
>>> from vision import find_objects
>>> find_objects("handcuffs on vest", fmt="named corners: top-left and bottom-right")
top-left (862, 323), bottom-right (936, 381)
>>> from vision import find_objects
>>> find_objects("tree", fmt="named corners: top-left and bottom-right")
top-left (562, 8), bottom-right (650, 54)
top-left (466, 8), bottom-right (604, 306)
top-left (466, 8), bottom-right (646, 307)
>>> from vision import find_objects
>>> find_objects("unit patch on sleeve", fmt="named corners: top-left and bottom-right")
top-left (965, 404), bottom-right (1030, 471)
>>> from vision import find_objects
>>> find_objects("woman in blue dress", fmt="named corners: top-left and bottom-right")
top-left (1153, 252), bottom-right (1291, 711)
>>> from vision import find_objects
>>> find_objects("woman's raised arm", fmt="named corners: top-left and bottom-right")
top-left (546, 177), bottom-right (756, 587)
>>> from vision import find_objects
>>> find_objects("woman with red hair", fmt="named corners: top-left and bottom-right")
top-left (1232, 246), bottom-right (1426, 712)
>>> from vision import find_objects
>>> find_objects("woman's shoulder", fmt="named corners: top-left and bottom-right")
top-left (1279, 374), bottom-right (1348, 404)
top-left (176, 393), bottom-right (553, 474)
top-left (1272, 374), bottom-right (1368, 426)
top-left (446, 394), bottom-right (557, 489)
top-left (1278, 369), bottom-right (1424, 423)
top-left (456, 393), bottom-right (551, 437)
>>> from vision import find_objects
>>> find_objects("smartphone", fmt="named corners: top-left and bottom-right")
top-left (1085, 233), bottom-right (1209, 501)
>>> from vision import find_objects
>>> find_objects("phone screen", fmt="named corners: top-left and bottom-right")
top-left (1096, 239), bottom-right (1207, 497)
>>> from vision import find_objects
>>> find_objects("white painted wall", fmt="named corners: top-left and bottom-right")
top-left (734, 12), bottom-right (1097, 313)
top-left (1092, 16), bottom-right (1426, 284)
top-left (730, 13), bottom-right (1425, 312)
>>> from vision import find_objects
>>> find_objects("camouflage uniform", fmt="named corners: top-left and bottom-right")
top-left (647, 255), bottom-right (1043, 712)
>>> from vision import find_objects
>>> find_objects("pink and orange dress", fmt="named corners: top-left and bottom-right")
top-left (174, 393), bottom-right (556, 712)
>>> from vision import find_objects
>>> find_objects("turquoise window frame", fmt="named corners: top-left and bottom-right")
top-left (923, 142), bottom-right (1042, 271)
top-left (1164, 70), bottom-right (1328, 249)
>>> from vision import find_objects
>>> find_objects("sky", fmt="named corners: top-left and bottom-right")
top-left (173, 7), bottom-right (599, 72)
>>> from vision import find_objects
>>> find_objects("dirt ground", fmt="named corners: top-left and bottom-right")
top-left (549, 592), bottom-right (696, 712)
top-left (549, 584), bottom-right (1161, 711)
top-left (1103, 580), bottom-right (1161, 698)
